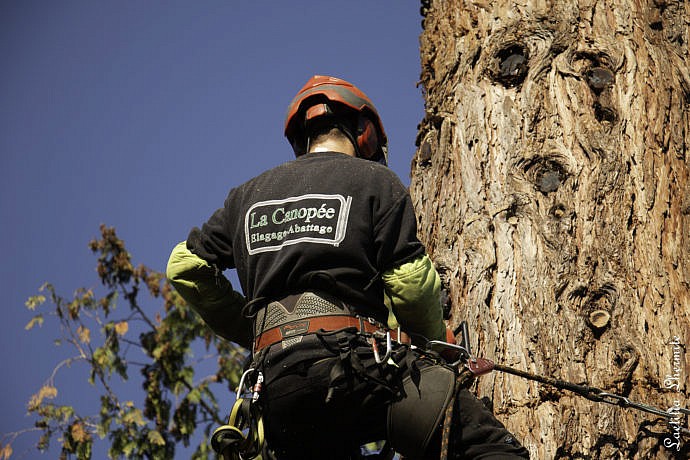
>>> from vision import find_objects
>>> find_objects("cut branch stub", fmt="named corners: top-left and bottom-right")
top-left (519, 156), bottom-right (568, 194)
top-left (585, 65), bottom-right (618, 125)
top-left (550, 203), bottom-right (567, 219)
top-left (585, 284), bottom-right (618, 335)
top-left (588, 309), bottom-right (611, 330)
top-left (539, 169), bottom-right (562, 194)
top-left (495, 45), bottom-right (529, 88)
top-left (586, 67), bottom-right (615, 94)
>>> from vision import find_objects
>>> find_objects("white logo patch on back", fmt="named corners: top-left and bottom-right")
top-left (244, 194), bottom-right (352, 254)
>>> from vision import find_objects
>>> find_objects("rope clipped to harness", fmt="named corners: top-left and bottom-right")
top-left (211, 399), bottom-right (265, 460)
top-left (491, 363), bottom-right (690, 429)
top-left (429, 322), bottom-right (690, 442)
top-left (211, 369), bottom-right (266, 460)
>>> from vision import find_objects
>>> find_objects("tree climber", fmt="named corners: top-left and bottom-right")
top-left (167, 75), bottom-right (529, 459)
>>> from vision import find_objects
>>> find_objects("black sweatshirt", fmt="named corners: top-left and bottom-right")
top-left (187, 151), bottom-right (424, 323)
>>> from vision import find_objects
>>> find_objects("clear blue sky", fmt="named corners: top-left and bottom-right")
top-left (1, 1), bottom-right (425, 457)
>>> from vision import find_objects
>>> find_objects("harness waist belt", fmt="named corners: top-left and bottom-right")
top-left (254, 315), bottom-right (408, 352)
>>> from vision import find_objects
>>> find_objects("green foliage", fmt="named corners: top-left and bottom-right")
top-left (16, 225), bottom-right (247, 459)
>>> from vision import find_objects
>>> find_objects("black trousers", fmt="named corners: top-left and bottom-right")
top-left (257, 332), bottom-right (529, 460)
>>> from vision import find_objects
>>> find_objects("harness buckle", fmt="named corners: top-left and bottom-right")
top-left (365, 316), bottom-right (379, 326)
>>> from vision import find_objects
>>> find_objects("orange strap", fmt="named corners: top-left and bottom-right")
top-left (254, 315), bottom-right (408, 352)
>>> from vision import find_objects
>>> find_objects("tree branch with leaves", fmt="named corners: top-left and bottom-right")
top-left (5, 225), bottom-right (246, 460)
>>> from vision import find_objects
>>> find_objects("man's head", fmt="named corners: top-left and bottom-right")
top-left (284, 75), bottom-right (388, 164)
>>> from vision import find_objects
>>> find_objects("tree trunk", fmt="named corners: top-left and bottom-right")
top-left (411, 1), bottom-right (689, 458)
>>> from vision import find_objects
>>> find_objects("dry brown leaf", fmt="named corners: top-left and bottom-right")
top-left (71, 422), bottom-right (89, 443)
top-left (77, 326), bottom-right (91, 344)
top-left (0, 443), bottom-right (13, 460)
top-left (114, 321), bottom-right (129, 336)
top-left (28, 385), bottom-right (58, 410)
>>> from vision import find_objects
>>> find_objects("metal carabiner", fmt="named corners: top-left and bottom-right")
top-left (425, 340), bottom-right (473, 367)
top-left (236, 368), bottom-right (255, 399)
top-left (372, 330), bottom-right (393, 364)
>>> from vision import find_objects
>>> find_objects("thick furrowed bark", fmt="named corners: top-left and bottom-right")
top-left (412, 1), bottom-right (689, 458)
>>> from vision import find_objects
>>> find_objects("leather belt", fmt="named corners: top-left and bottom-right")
top-left (253, 315), bottom-right (409, 353)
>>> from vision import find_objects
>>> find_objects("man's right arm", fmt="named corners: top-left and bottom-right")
top-left (166, 241), bottom-right (252, 349)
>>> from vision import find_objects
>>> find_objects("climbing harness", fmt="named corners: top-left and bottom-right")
top-left (250, 292), bottom-right (405, 355)
top-left (212, 291), bottom-right (409, 459)
top-left (253, 314), bottom-right (405, 353)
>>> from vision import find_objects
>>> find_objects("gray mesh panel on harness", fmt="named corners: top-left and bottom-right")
top-left (253, 292), bottom-right (351, 336)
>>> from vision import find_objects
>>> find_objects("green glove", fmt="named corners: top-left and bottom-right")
top-left (167, 241), bottom-right (252, 348)
top-left (382, 254), bottom-right (446, 343)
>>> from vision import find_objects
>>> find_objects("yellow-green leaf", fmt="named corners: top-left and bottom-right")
top-left (25, 314), bottom-right (44, 330)
top-left (147, 430), bottom-right (166, 446)
top-left (122, 408), bottom-right (145, 427)
top-left (25, 294), bottom-right (46, 311)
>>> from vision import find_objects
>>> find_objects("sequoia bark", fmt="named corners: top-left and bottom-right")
top-left (411, 1), bottom-right (689, 458)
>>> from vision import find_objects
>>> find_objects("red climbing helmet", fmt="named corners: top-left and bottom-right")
top-left (284, 75), bottom-right (388, 164)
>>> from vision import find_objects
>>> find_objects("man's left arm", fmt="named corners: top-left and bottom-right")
top-left (382, 254), bottom-right (446, 342)
top-left (166, 241), bottom-right (252, 348)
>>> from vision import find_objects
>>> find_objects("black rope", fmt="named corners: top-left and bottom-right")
top-left (492, 363), bottom-right (690, 437)
top-left (430, 326), bottom-right (690, 440)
